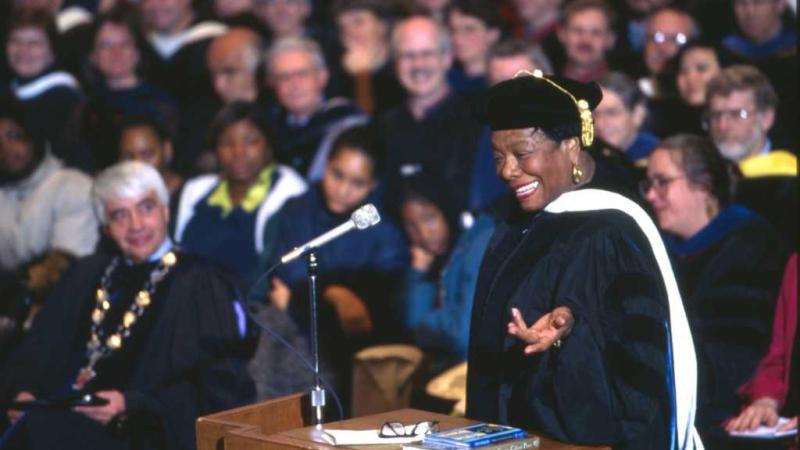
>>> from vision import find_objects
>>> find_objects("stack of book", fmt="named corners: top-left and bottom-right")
top-left (404, 423), bottom-right (539, 450)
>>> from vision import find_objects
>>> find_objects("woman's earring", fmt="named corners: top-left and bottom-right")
top-left (572, 164), bottom-right (583, 185)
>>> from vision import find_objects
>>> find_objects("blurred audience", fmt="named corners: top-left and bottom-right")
top-left (254, 0), bottom-right (311, 39)
top-left (445, 0), bottom-right (502, 95)
top-left (82, 5), bottom-right (178, 172)
top-left (399, 176), bottom-right (494, 376)
top-left (6, 8), bottom-right (86, 168)
top-left (595, 71), bottom-right (656, 162)
top-left (117, 115), bottom-right (183, 196)
top-left (640, 7), bottom-right (698, 98)
top-left (510, 0), bottom-right (565, 70)
top-left (173, 102), bottom-right (306, 286)
top-left (266, 36), bottom-right (367, 181)
top-left (0, 94), bottom-right (98, 333)
top-left (557, 0), bottom-right (616, 82)
top-left (487, 38), bottom-right (553, 82)
top-left (379, 15), bottom-right (484, 218)
top-left (330, 0), bottom-right (405, 114)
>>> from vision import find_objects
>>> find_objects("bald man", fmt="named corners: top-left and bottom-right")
top-left (208, 27), bottom-right (264, 103)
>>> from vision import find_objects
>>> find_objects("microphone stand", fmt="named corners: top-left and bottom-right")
top-left (306, 252), bottom-right (326, 428)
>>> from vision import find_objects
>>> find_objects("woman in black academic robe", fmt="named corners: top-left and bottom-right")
top-left (466, 74), bottom-right (702, 450)
top-left (642, 135), bottom-right (788, 442)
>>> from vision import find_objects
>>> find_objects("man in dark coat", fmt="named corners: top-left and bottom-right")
top-left (1, 161), bottom-right (254, 450)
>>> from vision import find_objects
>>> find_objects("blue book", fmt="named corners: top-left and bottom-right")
top-left (423, 423), bottom-right (527, 448)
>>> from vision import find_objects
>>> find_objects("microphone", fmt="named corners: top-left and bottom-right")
top-left (280, 204), bottom-right (381, 264)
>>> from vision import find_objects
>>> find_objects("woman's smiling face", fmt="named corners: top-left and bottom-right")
top-left (492, 127), bottom-right (578, 212)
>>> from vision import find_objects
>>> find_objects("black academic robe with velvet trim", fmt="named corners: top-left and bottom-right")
top-left (467, 209), bottom-right (671, 450)
top-left (0, 252), bottom-right (254, 450)
top-left (666, 206), bottom-right (788, 436)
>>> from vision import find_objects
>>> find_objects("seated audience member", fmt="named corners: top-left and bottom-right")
top-left (173, 102), bottom-right (306, 286)
top-left (722, 0), bottom-right (798, 150)
top-left (207, 28), bottom-right (264, 105)
top-left (82, 5), bottom-right (178, 171)
top-left (2, 161), bottom-right (254, 450)
top-left (639, 7), bottom-right (698, 99)
top-left (595, 71), bottom-right (658, 163)
top-left (213, 0), bottom-right (254, 20)
top-left (726, 253), bottom-right (798, 436)
top-left (705, 65), bottom-right (795, 169)
top-left (177, 26), bottom-right (266, 173)
top-left (330, 0), bottom-right (406, 114)
top-left (254, 0), bottom-right (312, 40)
top-left (416, 0), bottom-right (450, 23)
top-left (252, 125), bottom-right (407, 399)
top-left (676, 41), bottom-right (724, 111)
top-left (704, 65), bottom-right (797, 246)
top-left (615, 0), bottom-right (672, 53)
top-left (141, 0), bottom-right (226, 98)
top-left (509, 0), bottom-right (565, 70)
top-left (557, 0), bottom-right (616, 82)
top-left (487, 39), bottom-right (554, 82)
top-left (117, 115), bottom-right (183, 196)
top-left (642, 134), bottom-right (788, 437)
top-left (140, 0), bottom-right (227, 174)
top-left (653, 40), bottom-right (726, 137)
top-left (265, 36), bottom-right (366, 181)
top-left (445, 0), bottom-right (502, 96)
top-left (722, 0), bottom-right (795, 62)
top-left (399, 177), bottom-right (495, 376)
top-left (379, 15), bottom-right (484, 218)
top-left (6, 8), bottom-right (86, 168)
top-left (0, 94), bottom-right (98, 329)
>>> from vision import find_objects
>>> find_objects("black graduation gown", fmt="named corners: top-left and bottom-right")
top-left (467, 208), bottom-right (671, 450)
top-left (377, 92), bottom-right (484, 217)
top-left (0, 252), bottom-right (255, 450)
top-left (666, 207), bottom-right (788, 436)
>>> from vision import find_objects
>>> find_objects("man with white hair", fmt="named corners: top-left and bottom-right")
top-left (2, 161), bottom-right (253, 450)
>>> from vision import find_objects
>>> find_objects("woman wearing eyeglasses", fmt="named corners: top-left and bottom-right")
top-left (642, 134), bottom-right (789, 442)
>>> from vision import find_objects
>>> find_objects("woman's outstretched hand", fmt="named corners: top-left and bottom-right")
top-left (507, 306), bottom-right (574, 354)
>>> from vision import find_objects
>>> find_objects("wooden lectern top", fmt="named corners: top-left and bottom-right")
top-left (197, 395), bottom-right (610, 450)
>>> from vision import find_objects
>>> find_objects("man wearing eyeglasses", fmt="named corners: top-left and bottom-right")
top-left (639, 7), bottom-right (697, 98)
top-left (705, 64), bottom-right (797, 247)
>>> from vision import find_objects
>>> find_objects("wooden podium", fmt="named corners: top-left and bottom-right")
top-left (197, 394), bottom-right (610, 450)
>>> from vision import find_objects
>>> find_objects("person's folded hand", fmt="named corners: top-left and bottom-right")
top-left (724, 397), bottom-right (779, 432)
